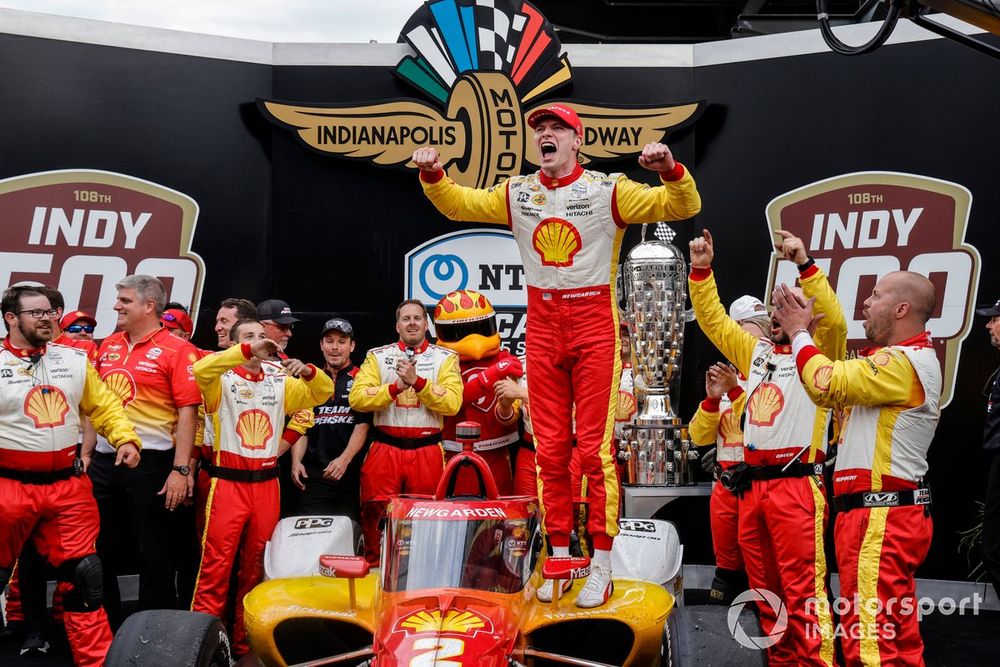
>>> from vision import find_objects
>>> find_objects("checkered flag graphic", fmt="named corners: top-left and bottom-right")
top-left (654, 222), bottom-right (676, 244)
top-left (476, 0), bottom-right (527, 70)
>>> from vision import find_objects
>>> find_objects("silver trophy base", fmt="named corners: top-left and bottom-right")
top-left (635, 392), bottom-right (680, 427)
top-left (619, 421), bottom-right (699, 487)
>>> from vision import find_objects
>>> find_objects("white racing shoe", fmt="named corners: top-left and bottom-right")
top-left (575, 564), bottom-right (614, 608)
top-left (536, 578), bottom-right (572, 602)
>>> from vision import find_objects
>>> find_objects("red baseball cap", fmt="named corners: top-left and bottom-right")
top-left (161, 308), bottom-right (193, 335)
top-left (60, 310), bottom-right (96, 330)
top-left (527, 104), bottom-right (583, 135)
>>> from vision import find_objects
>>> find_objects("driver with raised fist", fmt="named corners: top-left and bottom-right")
top-left (413, 103), bottom-right (701, 607)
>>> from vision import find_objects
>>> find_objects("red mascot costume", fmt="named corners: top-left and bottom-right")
top-left (434, 290), bottom-right (523, 495)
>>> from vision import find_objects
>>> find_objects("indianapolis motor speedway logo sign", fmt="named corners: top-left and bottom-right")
top-left (258, 0), bottom-right (704, 188)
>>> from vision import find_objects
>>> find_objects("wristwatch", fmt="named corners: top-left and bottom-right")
top-left (172, 464), bottom-right (191, 476)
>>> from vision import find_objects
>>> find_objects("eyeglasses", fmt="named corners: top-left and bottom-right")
top-left (15, 309), bottom-right (59, 319)
top-left (66, 324), bottom-right (95, 334)
top-left (263, 320), bottom-right (294, 331)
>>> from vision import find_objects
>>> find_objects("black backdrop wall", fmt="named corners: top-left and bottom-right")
top-left (1, 17), bottom-right (998, 580)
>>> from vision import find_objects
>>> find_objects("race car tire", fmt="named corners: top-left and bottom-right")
top-left (105, 610), bottom-right (232, 667)
top-left (661, 604), bottom-right (766, 667)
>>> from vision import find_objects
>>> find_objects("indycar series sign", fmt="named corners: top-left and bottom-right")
top-left (765, 172), bottom-right (980, 407)
top-left (405, 229), bottom-right (527, 355)
top-left (0, 170), bottom-right (205, 339)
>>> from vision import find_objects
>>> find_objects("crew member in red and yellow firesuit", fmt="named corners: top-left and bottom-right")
top-left (688, 361), bottom-right (747, 605)
top-left (349, 300), bottom-right (463, 565)
top-left (434, 289), bottom-right (523, 495)
top-left (772, 271), bottom-right (941, 667)
top-left (689, 229), bottom-right (843, 666)
top-left (191, 318), bottom-right (332, 657)
top-left (688, 296), bottom-right (769, 605)
top-left (4, 289), bottom-right (97, 655)
top-left (413, 103), bottom-right (701, 607)
top-left (0, 286), bottom-right (141, 667)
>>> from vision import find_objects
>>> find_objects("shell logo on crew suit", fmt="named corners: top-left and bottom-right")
top-left (813, 365), bottom-right (833, 392)
top-left (236, 409), bottom-right (274, 451)
top-left (532, 217), bottom-right (582, 267)
top-left (23, 385), bottom-right (70, 428)
top-left (396, 388), bottom-right (421, 408)
top-left (101, 369), bottom-right (137, 407)
top-left (748, 383), bottom-right (785, 427)
top-left (719, 409), bottom-right (742, 447)
top-left (616, 391), bottom-right (637, 422)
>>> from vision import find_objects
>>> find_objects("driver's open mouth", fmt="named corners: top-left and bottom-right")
top-left (540, 141), bottom-right (556, 157)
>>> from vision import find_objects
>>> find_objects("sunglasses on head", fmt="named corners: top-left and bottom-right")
top-left (162, 312), bottom-right (180, 322)
top-left (66, 324), bottom-right (95, 333)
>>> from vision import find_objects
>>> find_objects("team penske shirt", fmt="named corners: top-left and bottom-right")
top-left (303, 364), bottom-right (372, 484)
top-left (95, 327), bottom-right (202, 453)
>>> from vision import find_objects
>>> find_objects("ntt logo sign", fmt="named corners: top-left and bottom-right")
top-left (728, 588), bottom-right (787, 649)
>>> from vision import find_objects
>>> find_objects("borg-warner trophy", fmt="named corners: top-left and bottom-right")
top-left (618, 224), bottom-right (698, 486)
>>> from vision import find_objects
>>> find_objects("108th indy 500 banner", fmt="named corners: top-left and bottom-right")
top-left (0, 170), bottom-right (205, 339)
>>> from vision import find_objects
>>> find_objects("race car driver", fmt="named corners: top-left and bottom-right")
top-left (413, 103), bottom-right (701, 608)
top-left (688, 229), bottom-right (844, 666)
top-left (191, 318), bottom-right (333, 657)
top-left (434, 289), bottom-right (523, 495)
top-left (0, 286), bottom-right (141, 667)
top-left (349, 299), bottom-right (463, 566)
top-left (772, 271), bottom-right (941, 667)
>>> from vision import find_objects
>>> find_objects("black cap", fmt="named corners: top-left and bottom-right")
top-left (256, 299), bottom-right (300, 324)
top-left (321, 317), bottom-right (354, 338)
top-left (976, 299), bottom-right (1000, 318)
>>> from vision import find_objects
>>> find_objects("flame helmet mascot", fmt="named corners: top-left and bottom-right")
top-left (434, 289), bottom-right (523, 495)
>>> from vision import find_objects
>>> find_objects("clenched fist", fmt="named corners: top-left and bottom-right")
top-left (637, 142), bottom-right (676, 172)
top-left (412, 147), bottom-right (443, 172)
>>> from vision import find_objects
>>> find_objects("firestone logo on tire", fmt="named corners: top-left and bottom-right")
top-left (728, 588), bottom-right (788, 649)
top-left (258, 0), bottom-right (704, 189)
top-left (765, 172), bottom-right (980, 408)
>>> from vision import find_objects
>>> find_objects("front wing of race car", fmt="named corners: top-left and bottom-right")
top-left (243, 573), bottom-right (675, 666)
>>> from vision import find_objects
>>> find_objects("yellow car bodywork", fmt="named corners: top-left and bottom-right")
top-left (243, 569), bottom-right (675, 666)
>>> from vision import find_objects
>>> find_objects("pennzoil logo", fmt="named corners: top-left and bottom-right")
top-left (765, 172), bottom-right (980, 408)
top-left (397, 609), bottom-right (491, 636)
top-left (258, 0), bottom-right (703, 188)
top-left (23, 385), bottom-right (70, 428)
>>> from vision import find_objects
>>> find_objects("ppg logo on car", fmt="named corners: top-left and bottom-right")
top-left (294, 517), bottom-right (334, 530)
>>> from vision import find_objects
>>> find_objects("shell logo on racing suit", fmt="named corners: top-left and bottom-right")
top-left (236, 409), bottom-right (274, 451)
top-left (532, 218), bottom-right (581, 267)
top-left (747, 383), bottom-right (784, 428)
top-left (23, 385), bottom-right (70, 428)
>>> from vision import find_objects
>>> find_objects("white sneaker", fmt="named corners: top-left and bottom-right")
top-left (575, 564), bottom-right (614, 608)
top-left (536, 577), bottom-right (572, 602)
